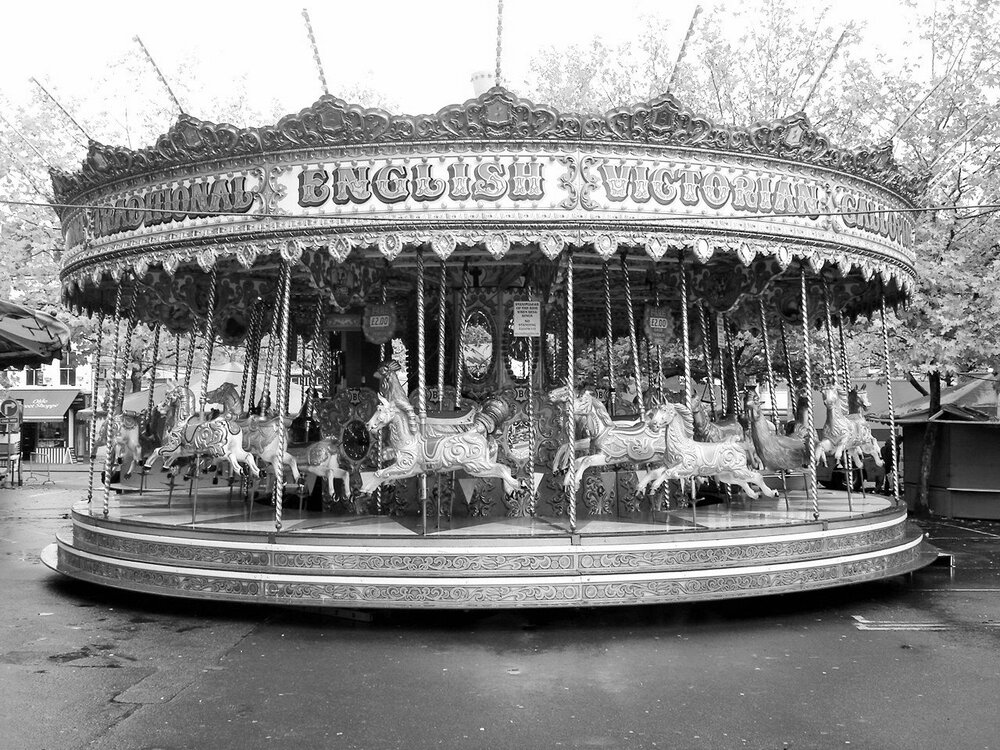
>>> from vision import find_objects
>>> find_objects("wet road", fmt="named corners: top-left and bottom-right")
top-left (2, 473), bottom-right (998, 750)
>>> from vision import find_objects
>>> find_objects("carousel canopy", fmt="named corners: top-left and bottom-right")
top-left (0, 301), bottom-right (72, 368)
top-left (49, 87), bottom-right (923, 338)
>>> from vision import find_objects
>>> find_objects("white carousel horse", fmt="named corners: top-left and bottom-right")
top-left (96, 408), bottom-right (166, 479)
top-left (205, 382), bottom-right (349, 495)
top-left (816, 384), bottom-right (884, 468)
top-left (96, 411), bottom-right (143, 478)
top-left (205, 383), bottom-right (299, 481)
top-left (549, 385), bottom-right (669, 489)
top-left (639, 401), bottom-right (777, 499)
top-left (690, 396), bottom-right (761, 470)
top-left (287, 438), bottom-right (349, 497)
top-left (144, 383), bottom-right (260, 477)
top-left (373, 359), bottom-right (477, 438)
top-left (360, 393), bottom-right (518, 494)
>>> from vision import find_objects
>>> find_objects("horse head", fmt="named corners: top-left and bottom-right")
top-left (849, 384), bottom-right (871, 413)
top-left (644, 401), bottom-right (676, 429)
top-left (821, 384), bottom-right (842, 406)
top-left (367, 394), bottom-right (397, 433)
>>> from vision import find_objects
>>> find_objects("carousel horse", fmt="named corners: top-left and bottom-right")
top-left (744, 388), bottom-right (809, 472)
top-left (374, 359), bottom-right (477, 438)
top-left (144, 382), bottom-right (260, 477)
top-left (287, 438), bottom-right (349, 497)
top-left (638, 401), bottom-right (777, 499)
top-left (784, 392), bottom-right (814, 441)
top-left (97, 406), bottom-right (167, 480)
top-left (361, 393), bottom-right (518, 494)
top-left (98, 411), bottom-right (144, 479)
top-left (816, 384), bottom-right (884, 468)
top-left (690, 397), bottom-right (744, 442)
top-left (205, 382), bottom-right (348, 494)
top-left (690, 396), bottom-right (760, 469)
top-left (549, 385), bottom-right (671, 489)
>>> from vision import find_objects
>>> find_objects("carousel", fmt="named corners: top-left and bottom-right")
top-left (41, 86), bottom-right (937, 608)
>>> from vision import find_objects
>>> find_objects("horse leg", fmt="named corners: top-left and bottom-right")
top-left (718, 471), bottom-right (760, 500)
top-left (636, 467), bottom-right (664, 494)
top-left (284, 453), bottom-right (300, 484)
top-left (466, 463), bottom-right (519, 494)
top-left (567, 453), bottom-right (609, 489)
top-left (331, 466), bottom-right (350, 500)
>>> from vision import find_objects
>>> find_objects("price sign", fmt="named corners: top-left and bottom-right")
top-left (362, 303), bottom-right (398, 344)
top-left (512, 300), bottom-right (541, 337)
top-left (0, 398), bottom-right (22, 429)
top-left (643, 305), bottom-right (675, 347)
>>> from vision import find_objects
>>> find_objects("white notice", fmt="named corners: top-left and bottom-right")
top-left (512, 301), bottom-right (541, 337)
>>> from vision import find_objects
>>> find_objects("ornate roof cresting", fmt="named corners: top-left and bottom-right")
top-left (49, 87), bottom-right (925, 206)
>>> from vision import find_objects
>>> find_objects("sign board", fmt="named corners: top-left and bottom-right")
top-left (325, 313), bottom-right (363, 331)
top-left (362, 303), bottom-right (398, 345)
top-left (512, 300), bottom-right (541, 337)
top-left (643, 306), bottom-right (675, 347)
top-left (0, 398), bottom-right (22, 429)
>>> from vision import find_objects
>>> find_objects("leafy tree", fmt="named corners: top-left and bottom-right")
top-left (523, 0), bottom-right (1000, 510)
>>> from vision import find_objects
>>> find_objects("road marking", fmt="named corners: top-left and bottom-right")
top-left (935, 522), bottom-right (1000, 540)
top-left (853, 615), bottom-right (1000, 631)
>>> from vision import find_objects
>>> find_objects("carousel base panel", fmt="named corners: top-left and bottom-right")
top-left (42, 485), bottom-right (937, 609)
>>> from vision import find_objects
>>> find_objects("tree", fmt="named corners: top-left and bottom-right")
top-left (523, 0), bottom-right (1000, 510)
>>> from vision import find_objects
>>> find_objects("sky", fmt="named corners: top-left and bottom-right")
top-left (0, 0), bottom-right (925, 122)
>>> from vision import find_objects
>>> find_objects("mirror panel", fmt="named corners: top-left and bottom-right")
top-left (462, 309), bottom-right (494, 383)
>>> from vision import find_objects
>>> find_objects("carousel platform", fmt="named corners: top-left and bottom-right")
top-left (42, 482), bottom-right (937, 609)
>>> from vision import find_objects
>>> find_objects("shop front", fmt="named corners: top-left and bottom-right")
top-left (5, 387), bottom-right (82, 462)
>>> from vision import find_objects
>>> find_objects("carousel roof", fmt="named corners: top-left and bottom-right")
top-left (50, 87), bottom-right (924, 206)
top-left (48, 87), bottom-right (923, 331)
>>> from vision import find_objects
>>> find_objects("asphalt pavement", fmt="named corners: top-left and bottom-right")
top-left (1, 469), bottom-right (998, 750)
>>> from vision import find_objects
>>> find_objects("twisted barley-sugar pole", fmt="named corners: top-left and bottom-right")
top-left (679, 250), bottom-right (696, 509)
top-left (100, 283), bottom-right (126, 518)
top-left (724, 312), bottom-right (741, 418)
top-left (837, 316), bottom-right (857, 509)
top-left (416, 248), bottom-right (428, 534)
top-left (145, 325), bottom-right (161, 417)
top-left (779, 318), bottom-right (795, 421)
top-left (240, 299), bottom-right (264, 411)
top-left (173, 333), bottom-right (181, 381)
top-left (716, 312), bottom-right (728, 418)
top-left (526, 290), bottom-right (537, 516)
top-left (375, 284), bottom-right (388, 514)
top-left (800, 267), bottom-right (820, 520)
top-left (436, 260), bottom-right (448, 526)
top-left (698, 302), bottom-right (717, 419)
top-left (85, 311), bottom-right (106, 505)
top-left (620, 250), bottom-right (644, 413)
top-left (273, 258), bottom-right (293, 531)
top-left (603, 261), bottom-right (616, 414)
top-left (182, 330), bottom-right (198, 392)
top-left (758, 298), bottom-right (780, 430)
top-left (565, 249), bottom-right (578, 531)
top-left (106, 283), bottom-right (136, 417)
top-left (881, 293), bottom-right (901, 505)
top-left (450, 265), bottom-right (471, 518)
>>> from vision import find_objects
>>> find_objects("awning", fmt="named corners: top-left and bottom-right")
top-left (4, 388), bottom-right (80, 422)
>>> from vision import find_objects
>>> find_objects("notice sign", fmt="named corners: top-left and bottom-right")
top-left (643, 305), bottom-right (675, 347)
top-left (362, 303), bottom-right (398, 345)
top-left (0, 398), bottom-right (22, 429)
top-left (512, 300), bottom-right (541, 337)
